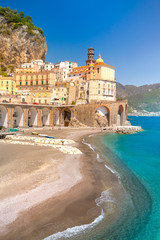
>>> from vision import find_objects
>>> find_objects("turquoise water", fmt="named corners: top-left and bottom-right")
top-left (45, 117), bottom-right (160, 240)
top-left (101, 116), bottom-right (160, 240)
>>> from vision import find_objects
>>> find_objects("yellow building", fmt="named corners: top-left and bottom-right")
top-left (52, 82), bottom-right (69, 105)
top-left (0, 76), bottom-right (17, 95)
top-left (14, 70), bottom-right (56, 104)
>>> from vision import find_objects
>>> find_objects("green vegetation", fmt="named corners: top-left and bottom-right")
top-left (127, 107), bottom-right (133, 113)
top-left (71, 101), bottom-right (76, 105)
top-left (117, 82), bottom-right (160, 112)
top-left (0, 7), bottom-right (44, 36)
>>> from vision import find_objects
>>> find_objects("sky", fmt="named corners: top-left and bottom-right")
top-left (0, 0), bottom-right (160, 86)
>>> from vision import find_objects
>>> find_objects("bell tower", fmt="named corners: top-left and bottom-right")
top-left (86, 47), bottom-right (96, 65)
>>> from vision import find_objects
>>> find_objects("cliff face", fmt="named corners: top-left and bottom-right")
top-left (0, 15), bottom-right (47, 69)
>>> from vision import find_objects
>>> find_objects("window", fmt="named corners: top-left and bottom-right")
top-left (98, 83), bottom-right (100, 88)
top-left (6, 81), bottom-right (8, 84)
top-left (6, 87), bottom-right (8, 90)
top-left (97, 68), bottom-right (99, 73)
top-left (36, 81), bottom-right (38, 85)
top-left (46, 80), bottom-right (48, 84)
top-left (98, 90), bottom-right (100, 94)
top-left (31, 81), bottom-right (33, 85)
top-left (39, 93), bottom-right (41, 97)
top-left (26, 82), bottom-right (28, 86)
top-left (20, 81), bottom-right (22, 86)
top-left (42, 81), bottom-right (43, 85)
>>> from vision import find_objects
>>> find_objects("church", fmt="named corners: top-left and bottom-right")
top-left (68, 47), bottom-right (116, 103)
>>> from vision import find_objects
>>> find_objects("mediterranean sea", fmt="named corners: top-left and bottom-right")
top-left (97, 116), bottom-right (160, 240)
top-left (45, 117), bottom-right (160, 240)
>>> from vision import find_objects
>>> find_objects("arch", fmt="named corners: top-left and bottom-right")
top-left (42, 108), bottom-right (50, 126)
top-left (28, 107), bottom-right (37, 127)
top-left (53, 108), bottom-right (60, 126)
top-left (61, 107), bottom-right (74, 127)
top-left (0, 106), bottom-right (8, 128)
top-left (117, 105), bottom-right (124, 126)
top-left (95, 105), bottom-right (110, 127)
top-left (13, 106), bottom-right (23, 127)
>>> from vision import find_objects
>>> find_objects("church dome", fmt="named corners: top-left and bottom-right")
top-left (96, 53), bottom-right (104, 63)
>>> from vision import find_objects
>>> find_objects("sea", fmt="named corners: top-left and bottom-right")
top-left (45, 116), bottom-right (160, 240)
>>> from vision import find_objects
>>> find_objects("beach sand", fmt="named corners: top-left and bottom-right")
top-left (0, 128), bottom-right (124, 240)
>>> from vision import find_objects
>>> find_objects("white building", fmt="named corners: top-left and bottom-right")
top-left (43, 62), bottom-right (54, 71)
top-left (55, 61), bottom-right (78, 81)
top-left (21, 60), bottom-right (44, 69)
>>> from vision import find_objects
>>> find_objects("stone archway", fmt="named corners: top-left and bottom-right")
top-left (42, 108), bottom-right (50, 126)
top-left (0, 106), bottom-right (8, 128)
top-left (13, 106), bottom-right (23, 128)
top-left (95, 105), bottom-right (110, 127)
top-left (28, 107), bottom-right (37, 127)
top-left (117, 105), bottom-right (124, 126)
top-left (62, 108), bottom-right (73, 127)
top-left (53, 109), bottom-right (60, 126)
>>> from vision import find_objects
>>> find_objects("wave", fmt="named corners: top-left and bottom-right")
top-left (43, 138), bottom-right (118, 240)
top-left (83, 138), bottom-right (121, 178)
top-left (105, 164), bottom-right (121, 180)
top-left (43, 189), bottom-right (115, 240)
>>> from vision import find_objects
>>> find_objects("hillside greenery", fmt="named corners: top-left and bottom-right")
top-left (117, 82), bottom-right (160, 112)
top-left (0, 6), bottom-right (44, 36)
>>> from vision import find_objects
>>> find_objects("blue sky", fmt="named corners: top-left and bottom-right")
top-left (1, 0), bottom-right (160, 86)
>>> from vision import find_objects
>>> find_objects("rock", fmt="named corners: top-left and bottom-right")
top-left (94, 112), bottom-right (108, 128)
top-left (0, 16), bottom-right (47, 69)
top-left (69, 117), bottom-right (87, 127)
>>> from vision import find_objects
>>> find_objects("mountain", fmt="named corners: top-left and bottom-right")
top-left (117, 82), bottom-right (160, 112)
top-left (0, 7), bottom-right (47, 73)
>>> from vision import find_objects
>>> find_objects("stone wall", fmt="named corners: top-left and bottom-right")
top-left (74, 100), bottom-right (127, 127)
top-left (0, 100), bottom-right (128, 128)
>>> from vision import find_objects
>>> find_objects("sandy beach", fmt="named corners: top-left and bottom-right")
top-left (0, 128), bottom-right (124, 240)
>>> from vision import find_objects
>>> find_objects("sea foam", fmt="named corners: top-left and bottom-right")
top-left (43, 138), bottom-right (117, 240)
top-left (43, 189), bottom-right (115, 240)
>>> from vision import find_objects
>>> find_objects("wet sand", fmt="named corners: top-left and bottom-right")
top-left (0, 128), bottom-right (124, 240)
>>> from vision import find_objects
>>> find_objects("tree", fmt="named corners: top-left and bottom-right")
top-left (25, 16), bottom-right (32, 23)
top-left (19, 11), bottom-right (24, 18)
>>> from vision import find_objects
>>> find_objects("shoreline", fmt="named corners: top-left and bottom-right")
top-left (0, 128), bottom-right (125, 240)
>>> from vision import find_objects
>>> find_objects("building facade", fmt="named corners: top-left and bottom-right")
top-left (0, 76), bottom-right (17, 95)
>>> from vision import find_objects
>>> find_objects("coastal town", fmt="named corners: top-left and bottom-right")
top-left (0, 47), bottom-right (130, 129)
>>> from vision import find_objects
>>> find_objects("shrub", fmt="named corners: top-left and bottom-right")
top-left (0, 7), bottom-right (44, 37)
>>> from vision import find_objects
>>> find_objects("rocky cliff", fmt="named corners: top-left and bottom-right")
top-left (0, 8), bottom-right (47, 71)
